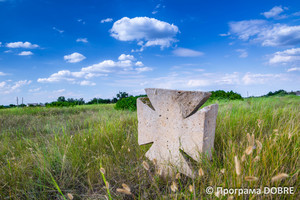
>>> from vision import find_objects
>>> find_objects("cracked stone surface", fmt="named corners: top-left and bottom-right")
top-left (137, 88), bottom-right (218, 178)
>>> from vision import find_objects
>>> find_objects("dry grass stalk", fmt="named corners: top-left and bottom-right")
top-left (245, 176), bottom-right (258, 181)
top-left (198, 168), bottom-right (204, 176)
top-left (170, 181), bottom-right (178, 192)
top-left (234, 156), bottom-right (241, 176)
top-left (227, 196), bottom-right (234, 200)
top-left (67, 193), bottom-right (74, 200)
top-left (251, 134), bottom-right (255, 146)
top-left (271, 173), bottom-right (289, 182)
top-left (142, 161), bottom-right (150, 171)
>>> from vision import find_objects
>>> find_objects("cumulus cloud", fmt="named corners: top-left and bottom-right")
top-left (269, 48), bottom-right (300, 65)
top-left (110, 17), bottom-right (179, 49)
top-left (173, 48), bottom-right (204, 57)
top-left (64, 52), bottom-right (86, 63)
top-left (101, 18), bottom-right (113, 23)
top-left (236, 49), bottom-right (248, 58)
top-left (18, 51), bottom-right (33, 56)
top-left (118, 54), bottom-right (135, 61)
top-left (6, 41), bottom-right (39, 48)
top-left (229, 20), bottom-right (300, 47)
top-left (262, 6), bottom-right (287, 19)
top-left (76, 38), bottom-right (88, 43)
top-left (38, 54), bottom-right (151, 85)
top-left (287, 67), bottom-right (300, 72)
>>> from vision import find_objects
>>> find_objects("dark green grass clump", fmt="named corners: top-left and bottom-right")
top-left (0, 96), bottom-right (299, 199)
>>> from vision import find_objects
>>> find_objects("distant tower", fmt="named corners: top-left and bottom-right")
top-left (22, 97), bottom-right (23, 105)
top-left (16, 97), bottom-right (19, 107)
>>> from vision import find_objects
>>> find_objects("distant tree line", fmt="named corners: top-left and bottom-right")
top-left (0, 89), bottom-right (298, 109)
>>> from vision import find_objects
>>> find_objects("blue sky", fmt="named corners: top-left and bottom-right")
top-left (0, 0), bottom-right (300, 105)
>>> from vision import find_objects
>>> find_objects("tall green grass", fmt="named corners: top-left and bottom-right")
top-left (0, 96), bottom-right (299, 199)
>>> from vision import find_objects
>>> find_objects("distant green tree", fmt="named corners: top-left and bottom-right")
top-left (116, 92), bottom-right (129, 100)
top-left (57, 96), bottom-right (66, 102)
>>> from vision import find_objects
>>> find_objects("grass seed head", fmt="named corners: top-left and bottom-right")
top-left (255, 140), bottom-right (262, 152)
top-left (198, 168), bottom-right (204, 176)
top-left (253, 156), bottom-right (260, 162)
top-left (241, 154), bottom-right (246, 162)
top-left (122, 183), bottom-right (131, 193)
top-left (220, 168), bottom-right (225, 174)
top-left (175, 173), bottom-right (180, 179)
top-left (170, 181), bottom-right (178, 192)
top-left (67, 193), bottom-right (74, 200)
top-left (271, 173), bottom-right (289, 182)
top-left (234, 156), bottom-right (241, 176)
top-left (245, 176), bottom-right (258, 181)
top-left (152, 158), bottom-right (157, 165)
top-left (100, 167), bottom-right (105, 174)
top-left (245, 146), bottom-right (253, 155)
top-left (188, 185), bottom-right (193, 193)
top-left (142, 161), bottom-right (150, 171)
top-left (116, 188), bottom-right (132, 195)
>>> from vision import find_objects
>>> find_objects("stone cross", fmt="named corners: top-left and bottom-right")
top-left (137, 88), bottom-right (218, 178)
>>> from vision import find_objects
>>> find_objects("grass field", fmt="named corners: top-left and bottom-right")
top-left (0, 96), bottom-right (299, 199)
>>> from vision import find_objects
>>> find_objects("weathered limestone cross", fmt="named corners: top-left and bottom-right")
top-left (137, 88), bottom-right (218, 178)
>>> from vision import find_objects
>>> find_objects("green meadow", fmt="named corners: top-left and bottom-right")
top-left (0, 96), bottom-right (299, 199)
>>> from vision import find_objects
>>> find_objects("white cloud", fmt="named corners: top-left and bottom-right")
top-left (136, 67), bottom-right (152, 73)
top-left (242, 73), bottom-right (283, 85)
top-left (0, 72), bottom-right (7, 76)
top-left (64, 52), bottom-right (86, 63)
top-left (287, 67), bottom-right (300, 72)
top-left (76, 38), bottom-right (88, 43)
top-left (18, 51), bottom-right (33, 56)
top-left (269, 48), bottom-right (300, 65)
top-left (101, 18), bottom-right (113, 23)
top-left (77, 19), bottom-right (86, 24)
top-left (262, 6), bottom-right (287, 19)
top-left (0, 42), bottom-right (2, 47)
top-left (152, 4), bottom-right (161, 14)
top-left (229, 20), bottom-right (300, 47)
top-left (0, 80), bottom-right (32, 94)
top-left (110, 17), bottom-right (179, 49)
top-left (236, 49), bottom-right (248, 58)
top-left (54, 89), bottom-right (65, 93)
top-left (135, 61), bottom-right (144, 67)
top-left (80, 80), bottom-right (96, 86)
top-left (6, 41), bottom-right (39, 48)
top-left (53, 27), bottom-right (64, 33)
top-left (0, 81), bottom-right (6, 88)
top-left (173, 48), bottom-right (204, 57)
top-left (4, 50), bottom-right (12, 53)
top-left (29, 87), bottom-right (41, 92)
top-left (38, 54), bottom-right (151, 85)
top-left (118, 54), bottom-right (135, 61)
